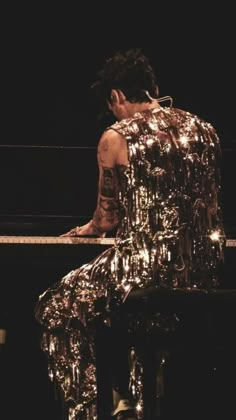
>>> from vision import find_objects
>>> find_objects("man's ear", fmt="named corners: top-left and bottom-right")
top-left (110, 89), bottom-right (119, 104)
top-left (110, 89), bottom-right (126, 104)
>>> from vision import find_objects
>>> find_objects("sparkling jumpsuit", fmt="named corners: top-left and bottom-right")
top-left (35, 107), bottom-right (225, 419)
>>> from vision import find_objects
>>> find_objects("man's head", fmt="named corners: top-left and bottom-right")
top-left (90, 48), bottom-right (159, 119)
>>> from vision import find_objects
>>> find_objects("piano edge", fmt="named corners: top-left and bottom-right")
top-left (0, 236), bottom-right (235, 247)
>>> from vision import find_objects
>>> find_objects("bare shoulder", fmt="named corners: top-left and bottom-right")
top-left (98, 129), bottom-right (125, 150)
top-left (98, 129), bottom-right (128, 165)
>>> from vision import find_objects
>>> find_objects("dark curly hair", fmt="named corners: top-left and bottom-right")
top-left (90, 48), bottom-right (159, 117)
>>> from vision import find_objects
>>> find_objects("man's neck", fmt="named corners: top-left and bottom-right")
top-left (126, 100), bottom-right (160, 117)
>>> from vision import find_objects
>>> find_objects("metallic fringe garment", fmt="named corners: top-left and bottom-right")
top-left (35, 107), bottom-right (226, 419)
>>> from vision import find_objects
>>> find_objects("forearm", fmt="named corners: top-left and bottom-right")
top-left (92, 199), bottom-right (120, 233)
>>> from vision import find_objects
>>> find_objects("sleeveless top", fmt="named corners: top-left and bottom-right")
top-left (106, 106), bottom-right (225, 293)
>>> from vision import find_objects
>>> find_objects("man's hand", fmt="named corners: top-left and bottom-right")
top-left (60, 220), bottom-right (106, 237)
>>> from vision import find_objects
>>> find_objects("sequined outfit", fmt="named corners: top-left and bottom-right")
top-left (35, 107), bottom-right (225, 419)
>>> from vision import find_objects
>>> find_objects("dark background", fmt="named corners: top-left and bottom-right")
top-left (1, 5), bottom-right (236, 419)
top-left (2, 6), bottom-right (235, 234)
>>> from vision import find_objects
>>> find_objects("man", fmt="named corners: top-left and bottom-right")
top-left (35, 48), bottom-right (225, 419)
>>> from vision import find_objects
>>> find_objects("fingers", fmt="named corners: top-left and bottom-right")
top-left (60, 227), bottom-right (80, 237)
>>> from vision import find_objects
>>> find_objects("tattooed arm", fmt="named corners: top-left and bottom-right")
top-left (61, 129), bottom-right (128, 237)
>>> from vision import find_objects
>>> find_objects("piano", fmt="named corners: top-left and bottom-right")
top-left (0, 236), bottom-right (235, 247)
top-left (0, 235), bottom-right (235, 291)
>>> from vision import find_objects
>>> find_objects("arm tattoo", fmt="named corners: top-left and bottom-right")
top-left (93, 166), bottom-right (120, 227)
top-left (101, 167), bottom-right (117, 197)
top-left (93, 199), bottom-right (119, 225)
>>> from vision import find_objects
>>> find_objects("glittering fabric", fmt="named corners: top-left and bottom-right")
top-left (35, 107), bottom-right (225, 419)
